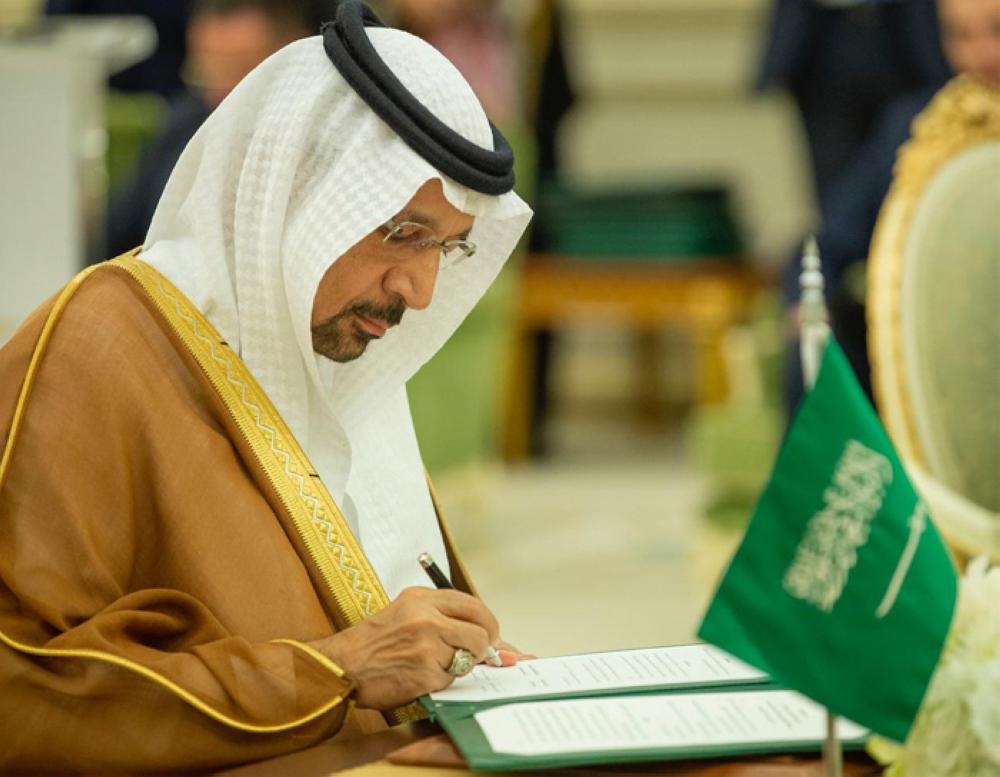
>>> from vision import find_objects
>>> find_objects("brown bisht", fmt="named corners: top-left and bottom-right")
top-left (0, 255), bottom-right (471, 773)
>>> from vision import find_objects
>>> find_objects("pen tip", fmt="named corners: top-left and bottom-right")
top-left (417, 552), bottom-right (432, 569)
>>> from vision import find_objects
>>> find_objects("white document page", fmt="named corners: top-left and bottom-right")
top-left (429, 644), bottom-right (767, 703)
top-left (475, 689), bottom-right (869, 756)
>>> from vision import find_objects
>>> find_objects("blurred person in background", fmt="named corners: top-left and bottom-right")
top-left (758, 0), bottom-right (951, 210)
top-left (388, 0), bottom-right (518, 125)
top-left (104, 0), bottom-right (323, 258)
top-left (780, 0), bottom-right (1000, 415)
top-left (46, 0), bottom-right (194, 98)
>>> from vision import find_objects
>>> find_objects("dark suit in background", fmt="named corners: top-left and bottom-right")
top-left (46, 0), bottom-right (193, 98)
top-left (95, 0), bottom-right (339, 260)
top-left (781, 88), bottom-right (937, 413)
top-left (760, 0), bottom-right (951, 416)
top-left (758, 0), bottom-right (950, 206)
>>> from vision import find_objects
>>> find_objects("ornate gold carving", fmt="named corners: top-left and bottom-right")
top-left (891, 76), bottom-right (1000, 198)
top-left (870, 77), bottom-right (1000, 465)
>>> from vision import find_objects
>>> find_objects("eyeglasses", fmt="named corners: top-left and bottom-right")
top-left (381, 218), bottom-right (477, 269)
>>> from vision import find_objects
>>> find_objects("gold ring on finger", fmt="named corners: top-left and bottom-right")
top-left (447, 647), bottom-right (474, 676)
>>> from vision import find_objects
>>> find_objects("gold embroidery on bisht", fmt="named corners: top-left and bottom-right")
top-left (109, 254), bottom-right (433, 725)
top-left (0, 255), bottom-right (351, 733)
top-left (115, 256), bottom-right (429, 725)
top-left (115, 256), bottom-right (390, 624)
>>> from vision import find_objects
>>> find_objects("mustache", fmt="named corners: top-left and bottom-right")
top-left (311, 295), bottom-right (408, 340)
top-left (348, 297), bottom-right (406, 327)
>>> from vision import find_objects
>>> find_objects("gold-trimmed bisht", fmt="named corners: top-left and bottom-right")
top-left (0, 252), bottom-right (432, 726)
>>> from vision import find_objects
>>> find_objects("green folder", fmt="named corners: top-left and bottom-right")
top-left (419, 645), bottom-right (869, 772)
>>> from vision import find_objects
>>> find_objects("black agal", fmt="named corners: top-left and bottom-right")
top-left (322, 1), bottom-right (516, 195)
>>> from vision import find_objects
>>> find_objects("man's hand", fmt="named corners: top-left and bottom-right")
top-left (310, 587), bottom-right (501, 710)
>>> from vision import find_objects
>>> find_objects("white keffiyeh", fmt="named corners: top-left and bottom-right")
top-left (140, 30), bottom-right (531, 599)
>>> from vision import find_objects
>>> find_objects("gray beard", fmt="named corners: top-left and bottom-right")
top-left (311, 297), bottom-right (406, 363)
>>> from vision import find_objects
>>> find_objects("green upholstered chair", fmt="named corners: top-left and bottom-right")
top-left (868, 76), bottom-right (1000, 563)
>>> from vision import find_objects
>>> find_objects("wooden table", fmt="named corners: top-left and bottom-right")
top-left (215, 721), bottom-right (881, 776)
top-left (502, 255), bottom-right (765, 460)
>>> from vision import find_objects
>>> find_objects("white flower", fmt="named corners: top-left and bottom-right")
top-left (968, 659), bottom-right (1000, 763)
top-left (887, 556), bottom-right (1000, 775)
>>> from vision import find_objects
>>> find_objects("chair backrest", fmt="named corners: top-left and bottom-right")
top-left (868, 75), bottom-right (1000, 561)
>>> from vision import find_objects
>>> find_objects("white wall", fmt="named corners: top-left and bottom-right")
top-left (0, 43), bottom-right (105, 343)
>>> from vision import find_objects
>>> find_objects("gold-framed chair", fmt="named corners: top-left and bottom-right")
top-left (868, 75), bottom-right (1000, 564)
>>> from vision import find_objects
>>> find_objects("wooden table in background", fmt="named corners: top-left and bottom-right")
top-left (502, 255), bottom-right (766, 460)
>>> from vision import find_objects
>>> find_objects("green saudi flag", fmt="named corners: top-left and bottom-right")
top-left (698, 339), bottom-right (957, 743)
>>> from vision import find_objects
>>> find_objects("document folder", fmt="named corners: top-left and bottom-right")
top-left (420, 645), bottom-right (869, 771)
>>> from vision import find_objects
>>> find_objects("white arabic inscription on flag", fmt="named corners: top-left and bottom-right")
top-left (783, 440), bottom-right (892, 611)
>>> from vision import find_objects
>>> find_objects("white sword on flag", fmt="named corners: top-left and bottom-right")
top-left (799, 236), bottom-right (843, 777)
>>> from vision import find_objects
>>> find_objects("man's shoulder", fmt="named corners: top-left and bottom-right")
top-left (0, 261), bottom-right (204, 437)
top-left (56, 261), bottom-right (168, 345)
top-left (34, 260), bottom-right (205, 392)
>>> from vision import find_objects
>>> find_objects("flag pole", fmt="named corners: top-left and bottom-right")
top-left (799, 236), bottom-right (829, 389)
top-left (799, 236), bottom-right (842, 777)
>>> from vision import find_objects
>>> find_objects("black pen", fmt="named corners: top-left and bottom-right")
top-left (418, 552), bottom-right (503, 666)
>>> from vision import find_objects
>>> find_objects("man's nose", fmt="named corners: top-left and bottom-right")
top-left (383, 250), bottom-right (440, 311)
